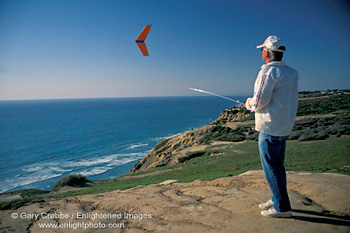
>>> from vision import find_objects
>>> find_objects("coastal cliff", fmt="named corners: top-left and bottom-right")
top-left (130, 107), bottom-right (255, 173)
top-left (131, 93), bottom-right (350, 173)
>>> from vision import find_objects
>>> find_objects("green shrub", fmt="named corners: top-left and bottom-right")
top-left (0, 199), bottom-right (33, 210)
top-left (52, 174), bottom-right (90, 191)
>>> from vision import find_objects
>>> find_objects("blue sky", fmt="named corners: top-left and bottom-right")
top-left (0, 0), bottom-right (349, 100)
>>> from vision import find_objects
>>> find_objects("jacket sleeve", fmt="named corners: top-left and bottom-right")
top-left (247, 70), bottom-right (277, 112)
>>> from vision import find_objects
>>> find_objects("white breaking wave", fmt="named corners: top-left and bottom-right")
top-left (79, 167), bottom-right (111, 176)
top-left (107, 156), bottom-right (144, 166)
top-left (0, 163), bottom-right (74, 193)
top-left (78, 155), bottom-right (147, 176)
top-left (23, 165), bottom-right (44, 173)
top-left (0, 152), bottom-right (148, 193)
top-left (0, 172), bottom-right (62, 194)
top-left (66, 152), bottom-right (147, 168)
top-left (23, 163), bottom-right (72, 173)
top-left (127, 143), bottom-right (149, 150)
top-left (66, 155), bottom-right (117, 167)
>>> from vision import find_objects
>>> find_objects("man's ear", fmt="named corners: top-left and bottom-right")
top-left (266, 50), bottom-right (272, 58)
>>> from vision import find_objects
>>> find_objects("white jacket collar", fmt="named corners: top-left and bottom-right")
top-left (261, 61), bottom-right (286, 69)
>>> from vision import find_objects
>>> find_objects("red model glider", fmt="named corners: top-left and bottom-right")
top-left (135, 25), bottom-right (152, 56)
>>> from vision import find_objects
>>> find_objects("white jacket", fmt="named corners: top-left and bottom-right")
top-left (245, 61), bottom-right (298, 136)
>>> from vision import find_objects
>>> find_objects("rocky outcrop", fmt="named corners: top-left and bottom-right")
top-left (1, 171), bottom-right (349, 233)
top-left (130, 107), bottom-right (253, 173)
top-left (130, 125), bottom-right (211, 173)
top-left (212, 107), bottom-right (254, 125)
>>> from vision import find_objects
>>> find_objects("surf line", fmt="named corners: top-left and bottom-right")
top-left (189, 88), bottom-right (244, 105)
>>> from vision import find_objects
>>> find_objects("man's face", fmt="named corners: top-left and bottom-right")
top-left (261, 48), bottom-right (270, 63)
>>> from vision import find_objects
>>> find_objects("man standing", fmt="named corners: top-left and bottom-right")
top-left (245, 36), bottom-right (298, 218)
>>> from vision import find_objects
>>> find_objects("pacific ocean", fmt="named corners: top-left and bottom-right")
top-left (0, 96), bottom-right (245, 193)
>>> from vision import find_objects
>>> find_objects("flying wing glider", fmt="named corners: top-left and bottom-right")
top-left (135, 25), bottom-right (152, 56)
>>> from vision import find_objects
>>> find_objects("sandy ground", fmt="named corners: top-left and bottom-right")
top-left (0, 170), bottom-right (349, 233)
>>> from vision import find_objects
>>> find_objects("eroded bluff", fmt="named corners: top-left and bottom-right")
top-left (130, 107), bottom-right (253, 173)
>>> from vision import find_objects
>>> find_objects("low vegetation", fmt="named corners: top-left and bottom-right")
top-left (201, 92), bottom-right (350, 144)
top-left (51, 174), bottom-right (91, 191)
top-left (297, 92), bottom-right (350, 116)
top-left (199, 126), bottom-right (247, 144)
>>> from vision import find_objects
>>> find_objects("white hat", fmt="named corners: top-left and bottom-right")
top-left (257, 36), bottom-right (285, 52)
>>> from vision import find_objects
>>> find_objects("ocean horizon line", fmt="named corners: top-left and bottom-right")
top-left (0, 95), bottom-right (249, 102)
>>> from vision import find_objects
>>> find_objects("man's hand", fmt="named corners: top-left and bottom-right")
top-left (244, 98), bottom-right (252, 110)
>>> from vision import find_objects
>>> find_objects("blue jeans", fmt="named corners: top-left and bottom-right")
top-left (258, 132), bottom-right (291, 212)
